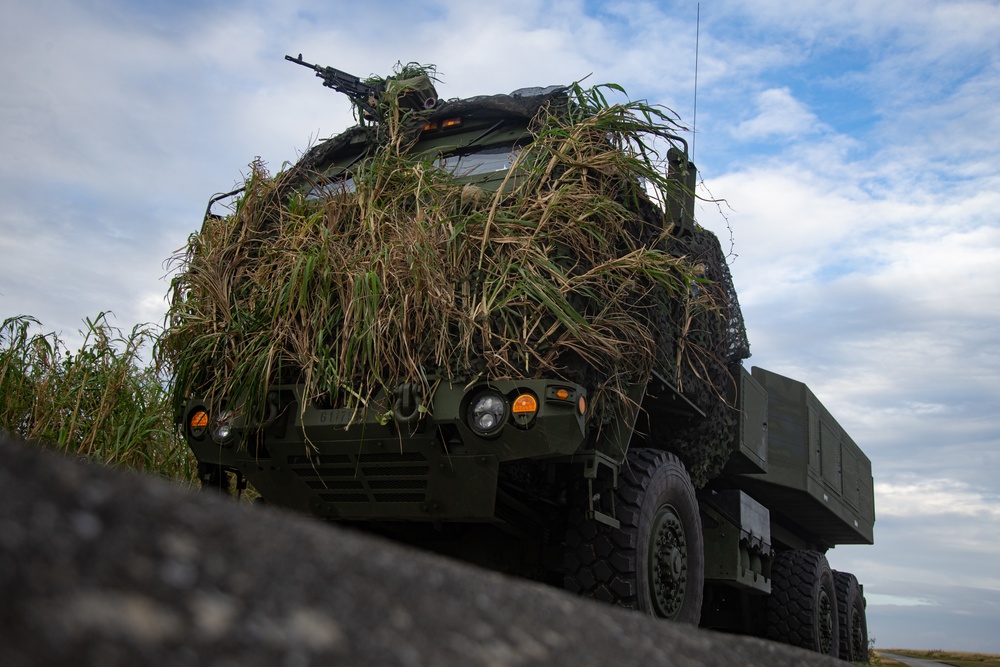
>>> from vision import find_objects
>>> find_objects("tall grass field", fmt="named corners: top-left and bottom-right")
top-left (0, 314), bottom-right (194, 481)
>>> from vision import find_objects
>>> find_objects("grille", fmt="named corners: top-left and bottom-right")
top-left (368, 479), bottom-right (429, 490)
top-left (370, 493), bottom-right (425, 503)
top-left (289, 452), bottom-right (430, 504)
top-left (287, 454), bottom-right (350, 465)
top-left (305, 480), bottom-right (364, 491)
top-left (318, 493), bottom-right (370, 503)
top-left (358, 453), bottom-right (425, 463)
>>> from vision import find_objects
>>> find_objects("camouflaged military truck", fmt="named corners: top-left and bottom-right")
top-left (168, 59), bottom-right (875, 661)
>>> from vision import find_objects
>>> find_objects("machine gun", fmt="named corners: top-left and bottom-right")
top-left (285, 54), bottom-right (439, 119)
top-left (285, 54), bottom-right (383, 116)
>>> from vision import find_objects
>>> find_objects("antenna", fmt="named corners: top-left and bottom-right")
top-left (692, 2), bottom-right (700, 161)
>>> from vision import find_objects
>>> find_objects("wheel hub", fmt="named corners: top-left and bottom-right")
top-left (818, 588), bottom-right (834, 654)
top-left (648, 504), bottom-right (687, 619)
top-left (850, 606), bottom-right (865, 658)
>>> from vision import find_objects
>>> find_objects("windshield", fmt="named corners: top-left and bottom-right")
top-left (301, 142), bottom-right (521, 201)
top-left (437, 145), bottom-right (520, 178)
top-left (306, 178), bottom-right (355, 200)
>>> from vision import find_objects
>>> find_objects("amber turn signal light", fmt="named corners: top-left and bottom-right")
top-left (190, 410), bottom-right (209, 428)
top-left (512, 393), bottom-right (538, 414)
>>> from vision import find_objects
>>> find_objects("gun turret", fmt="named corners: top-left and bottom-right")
top-left (285, 54), bottom-right (439, 119)
top-left (285, 54), bottom-right (383, 116)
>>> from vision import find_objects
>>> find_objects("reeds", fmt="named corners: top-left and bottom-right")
top-left (161, 81), bottom-right (728, 436)
top-left (0, 314), bottom-right (193, 480)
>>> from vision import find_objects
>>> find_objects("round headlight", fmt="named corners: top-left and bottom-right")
top-left (211, 409), bottom-right (237, 445)
top-left (469, 391), bottom-right (507, 435)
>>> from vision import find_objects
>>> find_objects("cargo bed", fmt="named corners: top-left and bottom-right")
top-left (735, 367), bottom-right (875, 548)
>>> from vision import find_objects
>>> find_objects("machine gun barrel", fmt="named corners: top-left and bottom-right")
top-left (285, 54), bottom-right (383, 115)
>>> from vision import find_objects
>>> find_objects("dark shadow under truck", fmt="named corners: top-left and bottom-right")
top-left (178, 60), bottom-right (875, 662)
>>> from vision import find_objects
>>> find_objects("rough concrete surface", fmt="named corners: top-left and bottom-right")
top-left (0, 436), bottom-right (848, 666)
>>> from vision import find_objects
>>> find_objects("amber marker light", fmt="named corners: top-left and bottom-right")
top-left (190, 410), bottom-right (209, 428)
top-left (577, 395), bottom-right (587, 416)
top-left (189, 409), bottom-right (209, 439)
top-left (555, 388), bottom-right (570, 401)
top-left (440, 117), bottom-right (462, 129)
top-left (511, 392), bottom-right (538, 427)
top-left (512, 393), bottom-right (538, 414)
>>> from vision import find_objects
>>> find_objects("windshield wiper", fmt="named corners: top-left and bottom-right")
top-left (457, 120), bottom-right (507, 150)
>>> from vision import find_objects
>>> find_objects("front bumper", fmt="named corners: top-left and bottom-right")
top-left (184, 378), bottom-right (588, 520)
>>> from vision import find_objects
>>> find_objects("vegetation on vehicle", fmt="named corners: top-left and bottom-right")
top-left (160, 79), bottom-right (742, 484)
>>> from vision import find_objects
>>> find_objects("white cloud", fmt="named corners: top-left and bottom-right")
top-left (875, 478), bottom-right (1000, 519)
top-left (866, 593), bottom-right (935, 607)
top-left (735, 88), bottom-right (825, 140)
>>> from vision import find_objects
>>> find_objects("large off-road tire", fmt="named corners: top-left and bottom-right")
top-left (767, 550), bottom-right (839, 658)
top-left (834, 570), bottom-right (869, 663)
top-left (565, 448), bottom-right (704, 623)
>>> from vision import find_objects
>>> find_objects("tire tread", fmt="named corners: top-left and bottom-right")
top-left (766, 549), bottom-right (839, 657)
top-left (565, 448), bottom-right (702, 622)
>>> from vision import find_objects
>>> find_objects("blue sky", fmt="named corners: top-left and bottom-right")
top-left (2, 0), bottom-right (999, 653)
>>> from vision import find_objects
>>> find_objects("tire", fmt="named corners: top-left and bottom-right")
top-left (834, 570), bottom-right (869, 663)
top-left (767, 550), bottom-right (839, 658)
top-left (565, 448), bottom-right (704, 623)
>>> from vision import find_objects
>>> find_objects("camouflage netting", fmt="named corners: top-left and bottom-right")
top-left (162, 78), bottom-right (749, 485)
top-left (651, 227), bottom-right (750, 485)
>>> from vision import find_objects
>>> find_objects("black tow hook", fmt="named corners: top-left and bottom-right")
top-left (393, 383), bottom-right (424, 424)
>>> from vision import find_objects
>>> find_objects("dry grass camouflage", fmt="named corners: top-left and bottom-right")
top-left (160, 78), bottom-right (748, 485)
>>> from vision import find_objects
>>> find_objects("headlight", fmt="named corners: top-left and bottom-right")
top-left (469, 391), bottom-right (507, 436)
top-left (211, 409), bottom-right (237, 445)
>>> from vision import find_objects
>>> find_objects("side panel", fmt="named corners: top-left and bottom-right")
top-left (724, 367), bottom-right (768, 475)
top-left (736, 367), bottom-right (874, 546)
top-left (700, 489), bottom-right (772, 593)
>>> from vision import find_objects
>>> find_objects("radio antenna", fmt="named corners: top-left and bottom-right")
top-left (692, 2), bottom-right (701, 161)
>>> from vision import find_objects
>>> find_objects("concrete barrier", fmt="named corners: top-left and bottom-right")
top-left (0, 436), bottom-right (847, 666)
